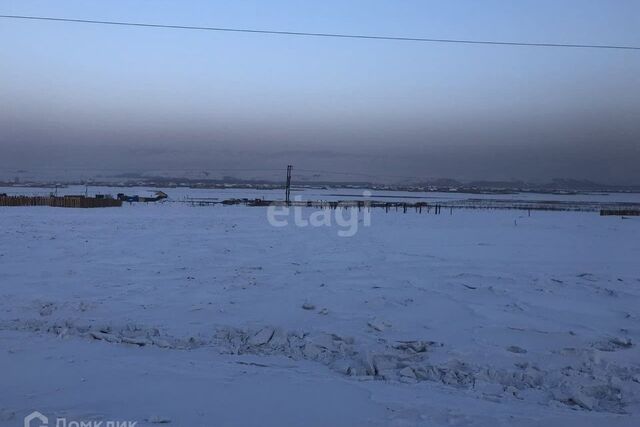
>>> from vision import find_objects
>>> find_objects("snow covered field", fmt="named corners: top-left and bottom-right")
top-left (1, 189), bottom-right (640, 426)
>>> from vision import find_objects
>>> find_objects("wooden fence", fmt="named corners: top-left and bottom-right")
top-left (0, 195), bottom-right (122, 208)
top-left (211, 197), bottom-right (640, 214)
top-left (600, 209), bottom-right (640, 216)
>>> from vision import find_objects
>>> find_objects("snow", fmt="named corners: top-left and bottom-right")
top-left (1, 188), bottom-right (639, 426)
top-left (4, 185), bottom-right (640, 204)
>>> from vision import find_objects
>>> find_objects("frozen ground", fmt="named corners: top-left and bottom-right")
top-left (1, 190), bottom-right (639, 426)
top-left (4, 184), bottom-right (640, 203)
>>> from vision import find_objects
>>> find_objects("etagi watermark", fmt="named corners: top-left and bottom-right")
top-left (24, 411), bottom-right (137, 427)
top-left (267, 191), bottom-right (372, 237)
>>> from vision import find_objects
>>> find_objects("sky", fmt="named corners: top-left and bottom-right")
top-left (1, 0), bottom-right (639, 184)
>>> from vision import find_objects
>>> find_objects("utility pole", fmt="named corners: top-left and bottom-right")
top-left (285, 165), bottom-right (293, 205)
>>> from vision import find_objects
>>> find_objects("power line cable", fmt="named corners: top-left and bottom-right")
top-left (17, 167), bottom-right (284, 172)
top-left (1, 14), bottom-right (638, 51)
top-left (296, 168), bottom-right (426, 181)
top-left (12, 165), bottom-right (429, 182)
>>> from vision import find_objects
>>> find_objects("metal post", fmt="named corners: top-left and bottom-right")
top-left (285, 165), bottom-right (292, 205)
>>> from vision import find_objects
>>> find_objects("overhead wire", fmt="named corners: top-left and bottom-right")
top-left (1, 14), bottom-right (638, 51)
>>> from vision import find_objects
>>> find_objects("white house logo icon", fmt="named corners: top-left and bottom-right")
top-left (24, 411), bottom-right (48, 427)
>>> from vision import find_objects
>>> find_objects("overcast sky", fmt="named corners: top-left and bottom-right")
top-left (1, 0), bottom-right (639, 184)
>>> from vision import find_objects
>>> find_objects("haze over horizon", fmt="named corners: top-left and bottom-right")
top-left (2, 1), bottom-right (639, 185)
